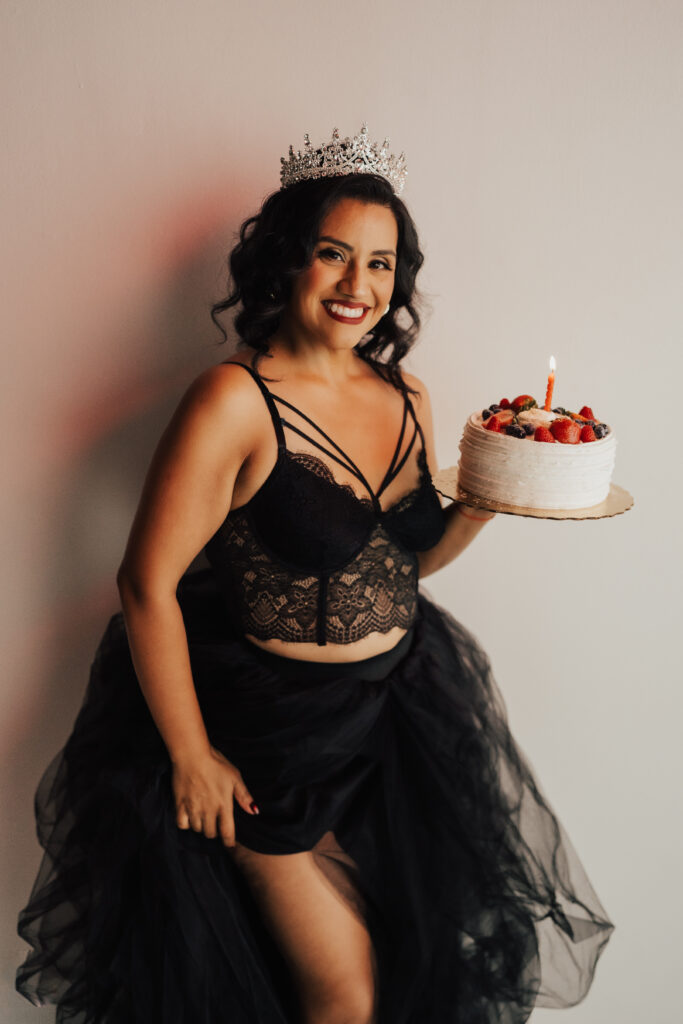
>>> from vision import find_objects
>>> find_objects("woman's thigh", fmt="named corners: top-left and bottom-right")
top-left (229, 838), bottom-right (377, 1022)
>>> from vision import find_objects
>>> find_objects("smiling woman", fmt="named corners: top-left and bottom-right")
top-left (317, 229), bottom-right (397, 323)
top-left (284, 199), bottom-right (397, 340)
top-left (210, 169), bottom-right (424, 396)
top-left (16, 128), bottom-right (614, 1024)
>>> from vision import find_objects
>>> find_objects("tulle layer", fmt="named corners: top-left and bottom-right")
top-left (16, 568), bottom-right (614, 1023)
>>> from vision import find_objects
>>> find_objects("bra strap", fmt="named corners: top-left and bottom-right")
top-left (222, 362), bottom-right (286, 450)
top-left (270, 394), bottom-right (379, 500)
top-left (400, 390), bottom-right (426, 449)
top-left (376, 399), bottom-right (409, 495)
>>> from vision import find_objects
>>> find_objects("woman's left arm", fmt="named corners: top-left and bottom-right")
top-left (403, 372), bottom-right (495, 580)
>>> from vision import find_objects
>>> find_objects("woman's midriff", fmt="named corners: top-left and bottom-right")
top-left (243, 625), bottom-right (408, 663)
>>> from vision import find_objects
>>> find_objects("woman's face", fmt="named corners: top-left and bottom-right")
top-left (282, 197), bottom-right (398, 349)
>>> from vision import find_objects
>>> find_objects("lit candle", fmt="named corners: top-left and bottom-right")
top-left (544, 356), bottom-right (556, 411)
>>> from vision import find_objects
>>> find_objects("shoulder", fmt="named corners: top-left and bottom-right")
top-left (165, 361), bottom-right (270, 463)
top-left (398, 369), bottom-right (433, 412)
top-left (180, 361), bottom-right (267, 423)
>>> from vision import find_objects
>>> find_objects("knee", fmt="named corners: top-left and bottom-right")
top-left (302, 985), bottom-right (376, 1024)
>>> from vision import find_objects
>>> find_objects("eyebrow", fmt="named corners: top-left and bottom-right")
top-left (317, 235), bottom-right (397, 258)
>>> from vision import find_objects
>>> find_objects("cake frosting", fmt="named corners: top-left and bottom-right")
top-left (458, 408), bottom-right (617, 510)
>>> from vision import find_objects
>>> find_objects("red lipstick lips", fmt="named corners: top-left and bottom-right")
top-left (322, 301), bottom-right (370, 325)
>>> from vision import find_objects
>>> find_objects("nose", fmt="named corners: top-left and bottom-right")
top-left (338, 259), bottom-right (369, 301)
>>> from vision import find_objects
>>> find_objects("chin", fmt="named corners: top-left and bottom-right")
top-left (316, 324), bottom-right (370, 345)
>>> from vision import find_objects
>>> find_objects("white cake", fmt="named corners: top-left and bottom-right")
top-left (458, 407), bottom-right (617, 510)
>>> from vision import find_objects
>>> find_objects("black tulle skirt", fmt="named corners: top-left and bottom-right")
top-left (16, 568), bottom-right (614, 1023)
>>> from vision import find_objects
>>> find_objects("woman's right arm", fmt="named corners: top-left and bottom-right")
top-left (116, 362), bottom-right (261, 845)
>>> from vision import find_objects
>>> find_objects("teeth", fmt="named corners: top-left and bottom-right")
top-left (326, 302), bottom-right (366, 318)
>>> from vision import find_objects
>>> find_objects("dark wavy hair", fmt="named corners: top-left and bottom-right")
top-left (210, 173), bottom-right (425, 395)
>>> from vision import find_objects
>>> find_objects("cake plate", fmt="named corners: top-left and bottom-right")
top-left (432, 466), bottom-right (634, 521)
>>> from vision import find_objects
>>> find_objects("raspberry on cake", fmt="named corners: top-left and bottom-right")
top-left (458, 394), bottom-right (617, 510)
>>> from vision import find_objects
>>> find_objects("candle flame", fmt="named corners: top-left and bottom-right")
top-left (549, 355), bottom-right (556, 372)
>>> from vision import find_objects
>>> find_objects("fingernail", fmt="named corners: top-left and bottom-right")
top-left (250, 801), bottom-right (260, 815)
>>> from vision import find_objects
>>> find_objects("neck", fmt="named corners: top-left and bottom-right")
top-left (266, 329), bottom-right (367, 388)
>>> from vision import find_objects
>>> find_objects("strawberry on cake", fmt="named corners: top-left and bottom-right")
top-left (457, 395), bottom-right (617, 510)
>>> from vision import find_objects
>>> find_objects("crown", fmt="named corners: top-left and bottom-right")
top-left (280, 124), bottom-right (407, 195)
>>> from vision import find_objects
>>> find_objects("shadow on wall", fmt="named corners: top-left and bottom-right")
top-left (7, 183), bottom-right (251, 966)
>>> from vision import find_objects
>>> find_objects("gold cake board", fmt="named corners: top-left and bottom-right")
top-left (432, 466), bottom-right (634, 521)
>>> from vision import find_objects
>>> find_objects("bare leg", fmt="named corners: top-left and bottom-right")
top-left (229, 834), bottom-right (378, 1024)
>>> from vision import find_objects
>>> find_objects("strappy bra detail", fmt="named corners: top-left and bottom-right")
top-left (203, 359), bottom-right (446, 646)
top-left (224, 360), bottom-right (423, 513)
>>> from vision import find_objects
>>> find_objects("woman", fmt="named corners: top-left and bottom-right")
top-left (16, 127), bottom-right (614, 1024)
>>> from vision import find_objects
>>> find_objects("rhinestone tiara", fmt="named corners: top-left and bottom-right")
top-left (280, 124), bottom-right (407, 195)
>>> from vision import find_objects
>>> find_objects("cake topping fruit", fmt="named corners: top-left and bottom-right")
top-left (534, 426), bottom-right (556, 443)
top-left (484, 410), bottom-right (513, 432)
top-left (484, 415), bottom-right (503, 432)
top-left (511, 395), bottom-right (538, 413)
top-left (550, 418), bottom-right (581, 444)
top-left (505, 423), bottom-right (527, 438)
top-left (480, 396), bottom-right (609, 444)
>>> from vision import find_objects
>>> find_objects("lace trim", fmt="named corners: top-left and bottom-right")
top-left (286, 445), bottom-right (429, 516)
top-left (289, 451), bottom-right (374, 509)
top-left (208, 511), bottom-right (418, 645)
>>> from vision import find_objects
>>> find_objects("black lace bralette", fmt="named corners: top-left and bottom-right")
top-left (204, 360), bottom-right (446, 646)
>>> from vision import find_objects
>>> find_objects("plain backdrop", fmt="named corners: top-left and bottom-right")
top-left (2, 1), bottom-right (681, 1021)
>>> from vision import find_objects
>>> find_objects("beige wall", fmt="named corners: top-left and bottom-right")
top-left (3, 1), bottom-right (680, 1020)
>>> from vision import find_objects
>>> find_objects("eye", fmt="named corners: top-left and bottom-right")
top-left (318, 247), bottom-right (344, 261)
top-left (317, 248), bottom-right (392, 271)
